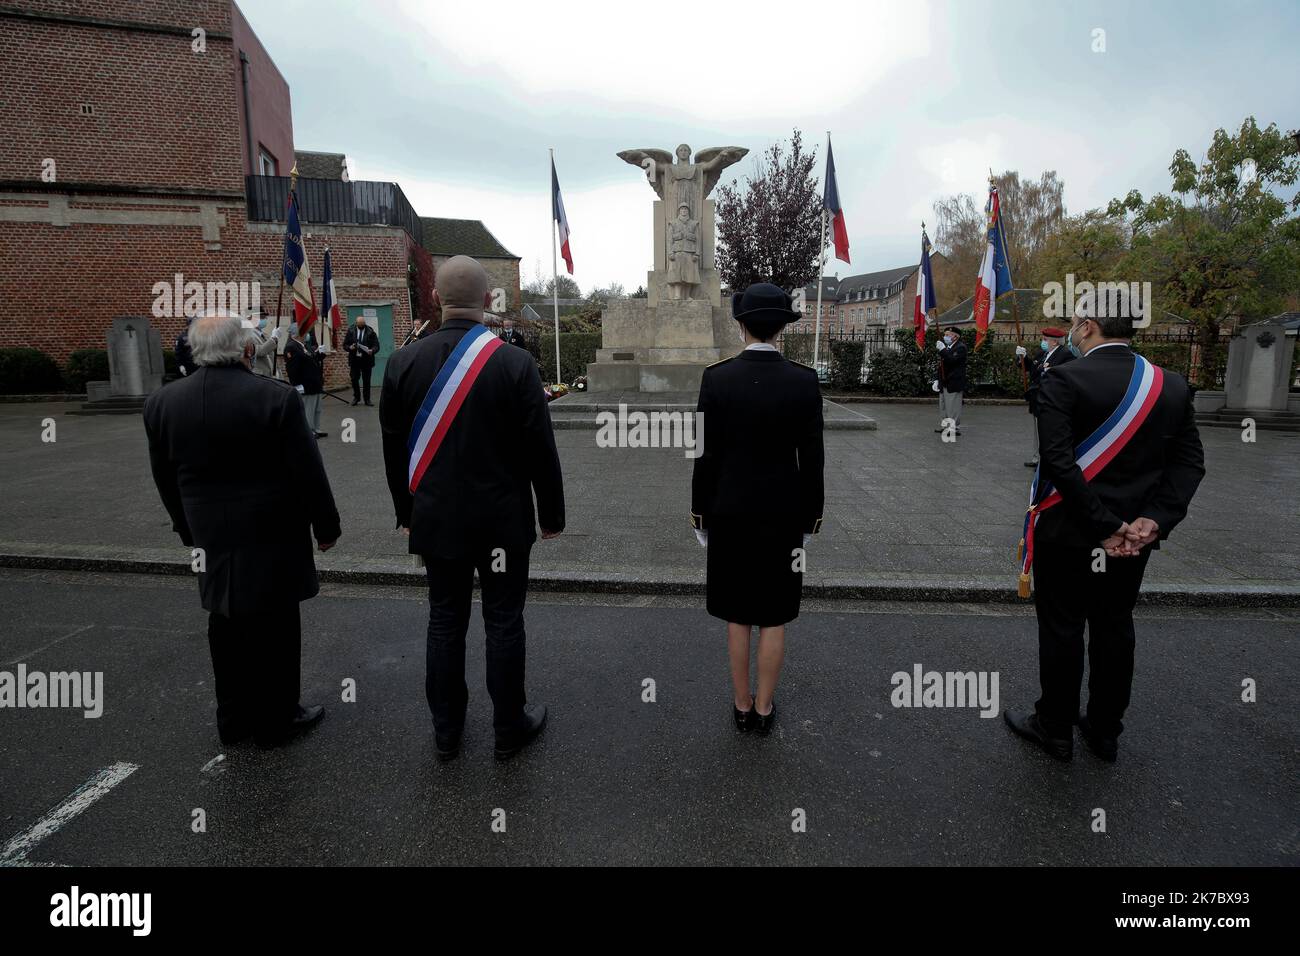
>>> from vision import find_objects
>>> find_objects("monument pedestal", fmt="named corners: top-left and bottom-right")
top-left (587, 297), bottom-right (742, 394)
top-left (1194, 322), bottom-right (1300, 432)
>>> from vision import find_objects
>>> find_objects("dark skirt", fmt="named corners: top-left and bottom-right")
top-left (706, 521), bottom-right (804, 627)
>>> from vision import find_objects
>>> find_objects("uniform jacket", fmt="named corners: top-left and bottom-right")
top-left (379, 317), bottom-right (565, 558)
top-left (691, 349), bottom-right (824, 535)
top-left (142, 364), bottom-right (341, 616)
top-left (1035, 344), bottom-right (1204, 549)
top-left (285, 338), bottom-right (324, 394)
top-left (1020, 344), bottom-right (1074, 415)
top-left (938, 338), bottom-right (969, 393)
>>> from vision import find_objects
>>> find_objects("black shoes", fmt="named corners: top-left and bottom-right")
top-left (1078, 715), bottom-right (1119, 762)
top-left (734, 696), bottom-right (755, 732)
top-left (754, 700), bottom-right (776, 736)
top-left (364, 401), bottom-right (374, 407)
top-left (351, 399), bottom-right (360, 406)
top-left (314, 431), bottom-right (328, 439)
top-left (1003, 708), bottom-right (1072, 761)
top-left (254, 704), bottom-right (325, 749)
top-left (1024, 460), bottom-right (1039, 468)
top-left (435, 732), bottom-right (462, 763)
top-left (495, 703), bottom-right (547, 760)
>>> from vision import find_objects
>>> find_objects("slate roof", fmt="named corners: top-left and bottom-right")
top-left (294, 150), bottom-right (348, 180)
top-left (835, 264), bottom-right (918, 299)
top-left (419, 217), bottom-right (518, 259)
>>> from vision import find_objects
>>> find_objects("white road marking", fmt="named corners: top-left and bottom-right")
top-left (200, 754), bottom-right (226, 775)
top-left (0, 761), bottom-right (139, 865)
top-left (1, 624), bottom-right (95, 665)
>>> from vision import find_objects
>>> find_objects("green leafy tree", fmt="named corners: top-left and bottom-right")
top-left (1032, 209), bottom-right (1130, 287)
top-left (1107, 117), bottom-right (1300, 385)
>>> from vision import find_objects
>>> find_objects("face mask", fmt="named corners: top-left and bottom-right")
top-left (1067, 322), bottom-right (1086, 358)
top-left (1040, 339), bottom-right (1049, 352)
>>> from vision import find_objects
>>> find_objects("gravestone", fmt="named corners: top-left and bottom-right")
top-left (107, 317), bottom-right (165, 396)
top-left (1224, 322), bottom-right (1291, 411)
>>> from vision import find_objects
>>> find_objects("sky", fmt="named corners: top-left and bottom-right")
top-left (240, 0), bottom-right (1300, 292)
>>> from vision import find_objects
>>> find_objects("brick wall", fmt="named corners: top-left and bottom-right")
top-left (0, 0), bottom-right (432, 395)
top-left (430, 254), bottom-right (521, 318)
top-left (231, 1), bottom-right (293, 176)
top-left (0, 1), bottom-right (242, 193)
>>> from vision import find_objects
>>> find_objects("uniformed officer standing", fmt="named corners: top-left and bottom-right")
top-left (1004, 309), bottom-right (1204, 763)
top-left (934, 327), bottom-right (968, 435)
top-left (1015, 326), bottom-right (1074, 467)
top-left (691, 283), bottom-right (824, 737)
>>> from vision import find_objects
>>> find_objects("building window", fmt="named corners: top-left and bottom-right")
top-left (258, 148), bottom-right (278, 176)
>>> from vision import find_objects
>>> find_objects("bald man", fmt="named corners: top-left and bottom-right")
top-left (380, 255), bottom-right (564, 762)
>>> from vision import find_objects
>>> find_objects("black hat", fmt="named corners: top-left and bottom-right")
top-left (731, 282), bottom-right (798, 325)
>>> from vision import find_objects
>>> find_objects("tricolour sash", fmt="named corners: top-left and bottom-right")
top-left (407, 323), bottom-right (503, 493)
top-left (1017, 353), bottom-right (1164, 598)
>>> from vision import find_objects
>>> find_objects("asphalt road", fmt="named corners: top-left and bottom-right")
top-left (0, 569), bottom-right (1295, 866)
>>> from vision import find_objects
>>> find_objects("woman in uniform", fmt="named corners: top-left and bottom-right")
top-left (691, 283), bottom-right (825, 736)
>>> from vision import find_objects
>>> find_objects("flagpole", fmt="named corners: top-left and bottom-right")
top-left (550, 148), bottom-right (562, 385)
top-left (990, 171), bottom-right (1028, 387)
top-left (271, 165), bottom-right (296, 378)
top-left (813, 130), bottom-right (830, 373)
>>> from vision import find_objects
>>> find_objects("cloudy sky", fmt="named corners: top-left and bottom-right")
top-left (241, 0), bottom-right (1299, 291)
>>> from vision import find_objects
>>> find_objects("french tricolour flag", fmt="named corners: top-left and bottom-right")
top-left (552, 157), bottom-right (573, 274)
top-left (321, 247), bottom-right (342, 333)
top-left (972, 185), bottom-right (1014, 348)
top-left (282, 185), bottom-right (318, 333)
top-left (823, 137), bottom-right (850, 264)
top-left (914, 228), bottom-right (936, 348)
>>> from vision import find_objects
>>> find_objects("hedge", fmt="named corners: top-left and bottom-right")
top-left (0, 348), bottom-right (65, 394)
top-left (818, 328), bottom-right (1028, 398)
top-left (64, 349), bottom-right (111, 393)
top-left (526, 331), bottom-right (601, 385)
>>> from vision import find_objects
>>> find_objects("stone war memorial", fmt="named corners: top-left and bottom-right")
top-left (586, 143), bottom-right (749, 393)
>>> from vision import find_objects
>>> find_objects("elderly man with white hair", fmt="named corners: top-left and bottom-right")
top-left (143, 311), bottom-right (341, 748)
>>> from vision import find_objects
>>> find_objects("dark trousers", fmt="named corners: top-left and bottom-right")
top-left (423, 544), bottom-right (531, 740)
top-left (207, 603), bottom-right (301, 737)
top-left (349, 363), bottom-right (372, 403)
top-left (1032, 543), bottom-right (1152, 739)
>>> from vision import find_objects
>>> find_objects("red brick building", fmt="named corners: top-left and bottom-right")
top-left (0, 0), bottom-right (515, 390)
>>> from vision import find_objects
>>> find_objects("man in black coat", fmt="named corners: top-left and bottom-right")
top-left (380, 255), bottom-right (564, 762)
top-left (143, 313), bottom-right (341, 747)
top-left (499, 319), bottom-right (526, 348)
top-left (935, 327), bottom-right (968, 435)
top-left (1016, 326), bottom-right (1074, 467)
top-left (342, 315), bottom-right (380, 406)
top-left (1004, 311), bottom-right (1204, 762)
top-left (285, 324), bottom-right (326, 438)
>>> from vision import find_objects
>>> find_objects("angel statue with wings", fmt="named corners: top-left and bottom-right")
top-left (617, 143), bottom-right (749, 217)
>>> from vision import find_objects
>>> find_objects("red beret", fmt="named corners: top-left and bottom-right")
top-left (1041, 327), bottom-right (1066, 337)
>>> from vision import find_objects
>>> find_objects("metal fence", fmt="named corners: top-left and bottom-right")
top-left (774, 325), bottom-right (1234, 389)
top-left (245, 175), bottom-right (422, 243)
